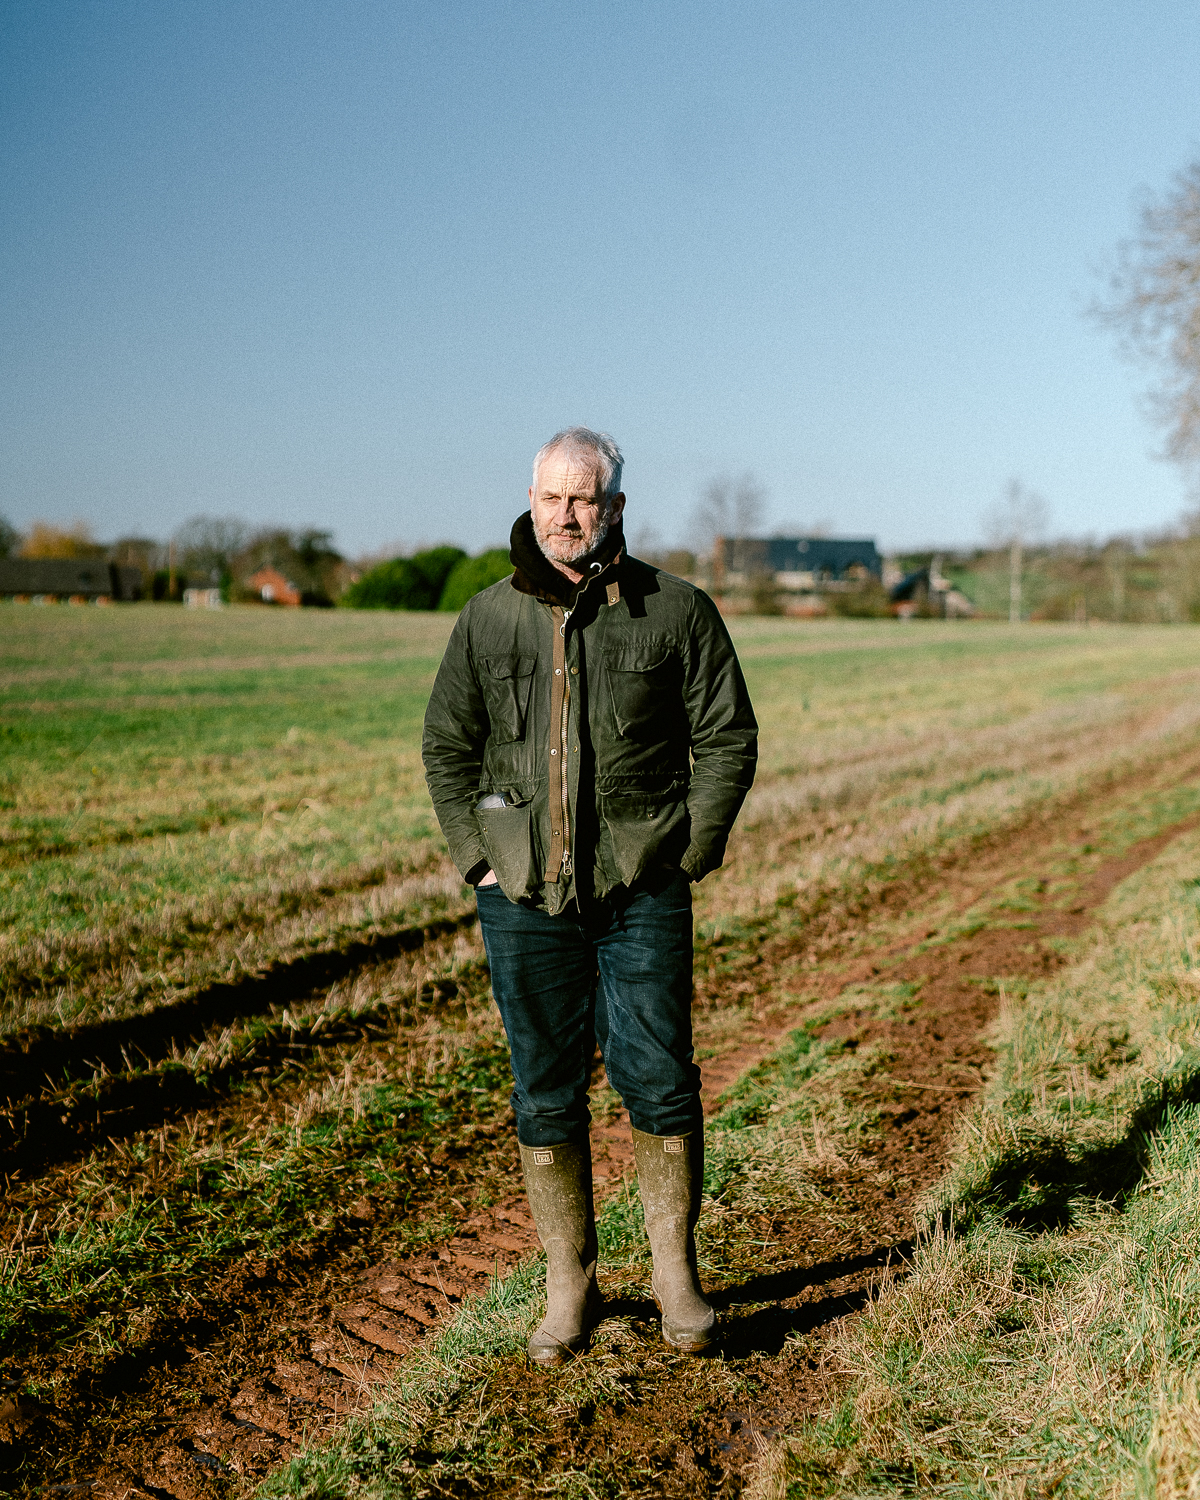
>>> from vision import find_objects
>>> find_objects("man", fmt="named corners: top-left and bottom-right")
top-left (422, 427), bottom-right (757, 1363)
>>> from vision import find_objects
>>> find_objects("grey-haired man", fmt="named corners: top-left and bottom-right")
top-left (423, 428), bottom-right (757, 1361)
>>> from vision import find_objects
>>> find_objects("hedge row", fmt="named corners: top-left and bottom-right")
top-left (341, 547), bottom-right (513, 611)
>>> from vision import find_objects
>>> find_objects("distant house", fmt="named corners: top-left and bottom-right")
top-left (761, 537), bottom-right (882, 586)
top-left (246, 566), bottom-right (302, 606)
top-left (0, 559), bottom-right (142, 602)
top-left (890, 560), bottom-right (975, 618)
top-left (717, 536), bottom-right (883, 587)
top-left (184, 587), bottom-right (224, 609)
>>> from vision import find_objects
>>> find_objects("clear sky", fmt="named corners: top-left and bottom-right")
top-left (3, 0), bottom-right (1199, 558)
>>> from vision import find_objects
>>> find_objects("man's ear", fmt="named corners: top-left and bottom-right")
top-left (528, 485), bottom-right (535, 506)
top-left (609, 492), bottom-right (626, 522)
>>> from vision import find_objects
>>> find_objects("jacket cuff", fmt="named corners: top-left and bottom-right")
top-left (679, 842), bottom-right (710, 882)
top-left (451, 834), bottom-right (490, 885)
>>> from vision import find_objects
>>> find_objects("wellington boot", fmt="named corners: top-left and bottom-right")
top-left (519, 1141), bottom-right (600, 1365)
top-left (632, 1127), bottom-right (717, 1354)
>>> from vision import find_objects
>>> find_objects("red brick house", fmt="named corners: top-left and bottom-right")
top-left (246, 566), bottom-right (302, 606)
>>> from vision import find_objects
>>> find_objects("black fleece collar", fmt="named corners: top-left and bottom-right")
top-left (509, 510), bottom-right (625, 607)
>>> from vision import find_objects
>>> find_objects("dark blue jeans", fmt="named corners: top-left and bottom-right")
top-left (475, 873), bottom-right (701, 1147)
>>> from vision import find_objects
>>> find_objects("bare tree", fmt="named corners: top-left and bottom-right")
top-left (1096, 159), bottom-right (1200, 470)
top-left (692, 474), bottom-right (765, 549)
top-left (692, 474), bottom-right (766, 588)
top-left (984, 479), bottom-right (1049, 623)
top-left (174, 515), bottom-right (248, 583)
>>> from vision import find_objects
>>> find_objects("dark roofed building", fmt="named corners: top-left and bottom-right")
top-left (758, 537), bottom-right (883, 581)
top-left (889, 561), bottom-right (975, 618)
top-left (0, 559), bottom-right (143, 601)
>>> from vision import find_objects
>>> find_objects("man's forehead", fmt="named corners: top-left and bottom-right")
top-left (534, 455), bottom-right (602, 494)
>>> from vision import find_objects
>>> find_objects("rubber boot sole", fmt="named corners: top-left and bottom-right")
top-left (528, 1284), bottom-right (603, 1366)
top-left (653, 1293), bottom-right (719, 1355)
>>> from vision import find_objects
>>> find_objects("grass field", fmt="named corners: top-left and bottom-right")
top-left (6, 604), bottom-right (1200, 1035)
top-left (6, 602), bottom-right (1200, 1495)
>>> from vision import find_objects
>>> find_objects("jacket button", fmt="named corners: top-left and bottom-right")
top-left (554, 668), bottom-right (561, 675)
top-left (571, 666), bottom-right (579, 674)
top-left (550, 748), bottom-right (558, 755)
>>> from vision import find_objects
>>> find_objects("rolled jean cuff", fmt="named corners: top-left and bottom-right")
top-left (513, 1113), bottom-right (592, 1149)
top-left (625, 1098), bottom-right (703, 1139)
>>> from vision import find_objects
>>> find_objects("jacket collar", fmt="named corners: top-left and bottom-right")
top-left (509, 510), bottom-right (625, 608)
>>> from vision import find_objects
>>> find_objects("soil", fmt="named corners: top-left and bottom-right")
top-left (5, 758), bottom-right (1200, 1498)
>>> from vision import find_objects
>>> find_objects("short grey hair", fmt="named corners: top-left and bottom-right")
top-left (532, 426), bottom-right (624, 499)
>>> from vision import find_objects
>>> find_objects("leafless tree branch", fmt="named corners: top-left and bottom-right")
top-left (1095, 158), bottom-right (1200, 468)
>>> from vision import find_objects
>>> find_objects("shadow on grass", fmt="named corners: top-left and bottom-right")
top-left (0, 909), bottom-right (479, 1102)
top-left (942, 1055), bottom-right (1200, 1232)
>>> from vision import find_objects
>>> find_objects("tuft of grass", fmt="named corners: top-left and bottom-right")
top-left (259, 1249), bottom-right (669, 1500)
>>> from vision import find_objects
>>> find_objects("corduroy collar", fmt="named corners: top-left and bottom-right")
top-left (508, 510), bottom-right (625, 607)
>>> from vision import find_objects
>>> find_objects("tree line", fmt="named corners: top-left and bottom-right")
top-left (0, 514), bottom-right (512, 610)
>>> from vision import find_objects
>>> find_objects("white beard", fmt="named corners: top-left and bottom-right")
top-left (534, 507), bottom-right (612, 567)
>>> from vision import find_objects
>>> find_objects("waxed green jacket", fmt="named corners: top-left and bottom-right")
top-left (421, 526), bottom-right (758, 914)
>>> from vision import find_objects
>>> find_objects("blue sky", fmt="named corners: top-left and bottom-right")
top-left (2, 0), bottom-right (1199, 557)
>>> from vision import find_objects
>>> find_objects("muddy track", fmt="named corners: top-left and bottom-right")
top-left (5, 753), bottom-right (1200, 1496)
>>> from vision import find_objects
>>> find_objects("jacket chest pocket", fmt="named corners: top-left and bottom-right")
top-left (604, 645), bottom-right (679, 740)
top-left (478, 654), bottom-right (537, 743)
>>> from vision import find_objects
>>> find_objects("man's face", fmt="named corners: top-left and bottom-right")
top-left (530, 451), bottom-right (626, 570)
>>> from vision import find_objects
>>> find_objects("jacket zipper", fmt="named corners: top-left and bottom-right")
top-left (558, 607), bottom-right (572, 877)
top-left (560, 670), bottom-right (573, 876)
top-left (545, 606), bottom-right (572, 882)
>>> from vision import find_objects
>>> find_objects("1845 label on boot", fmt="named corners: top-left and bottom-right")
top-left (533, 1149), bottom-right (555, 1165)
top-left (664, 1139), bottom-right (684, 1154)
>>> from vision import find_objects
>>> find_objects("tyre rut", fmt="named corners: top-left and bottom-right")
top-left (0, 910), bottom-right (478, 1102)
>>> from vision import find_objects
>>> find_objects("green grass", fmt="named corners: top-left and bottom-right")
top-left (2, 1031), bottom-right (514, 1366)
top-left (927, 826), bottom-right (1200, 1231)
top-left (1, 605), bottom-right (460, 1029)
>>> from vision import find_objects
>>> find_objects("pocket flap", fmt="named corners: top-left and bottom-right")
top-left (479, 653), bottom-right (537, 679)
top-left (604, 644), bottom-right (671, 673)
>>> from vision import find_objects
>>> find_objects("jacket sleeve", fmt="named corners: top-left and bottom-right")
top-left (422, 609), bottom-right (491, 882)
top-left (678, 590), bottom-right (758, 881)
